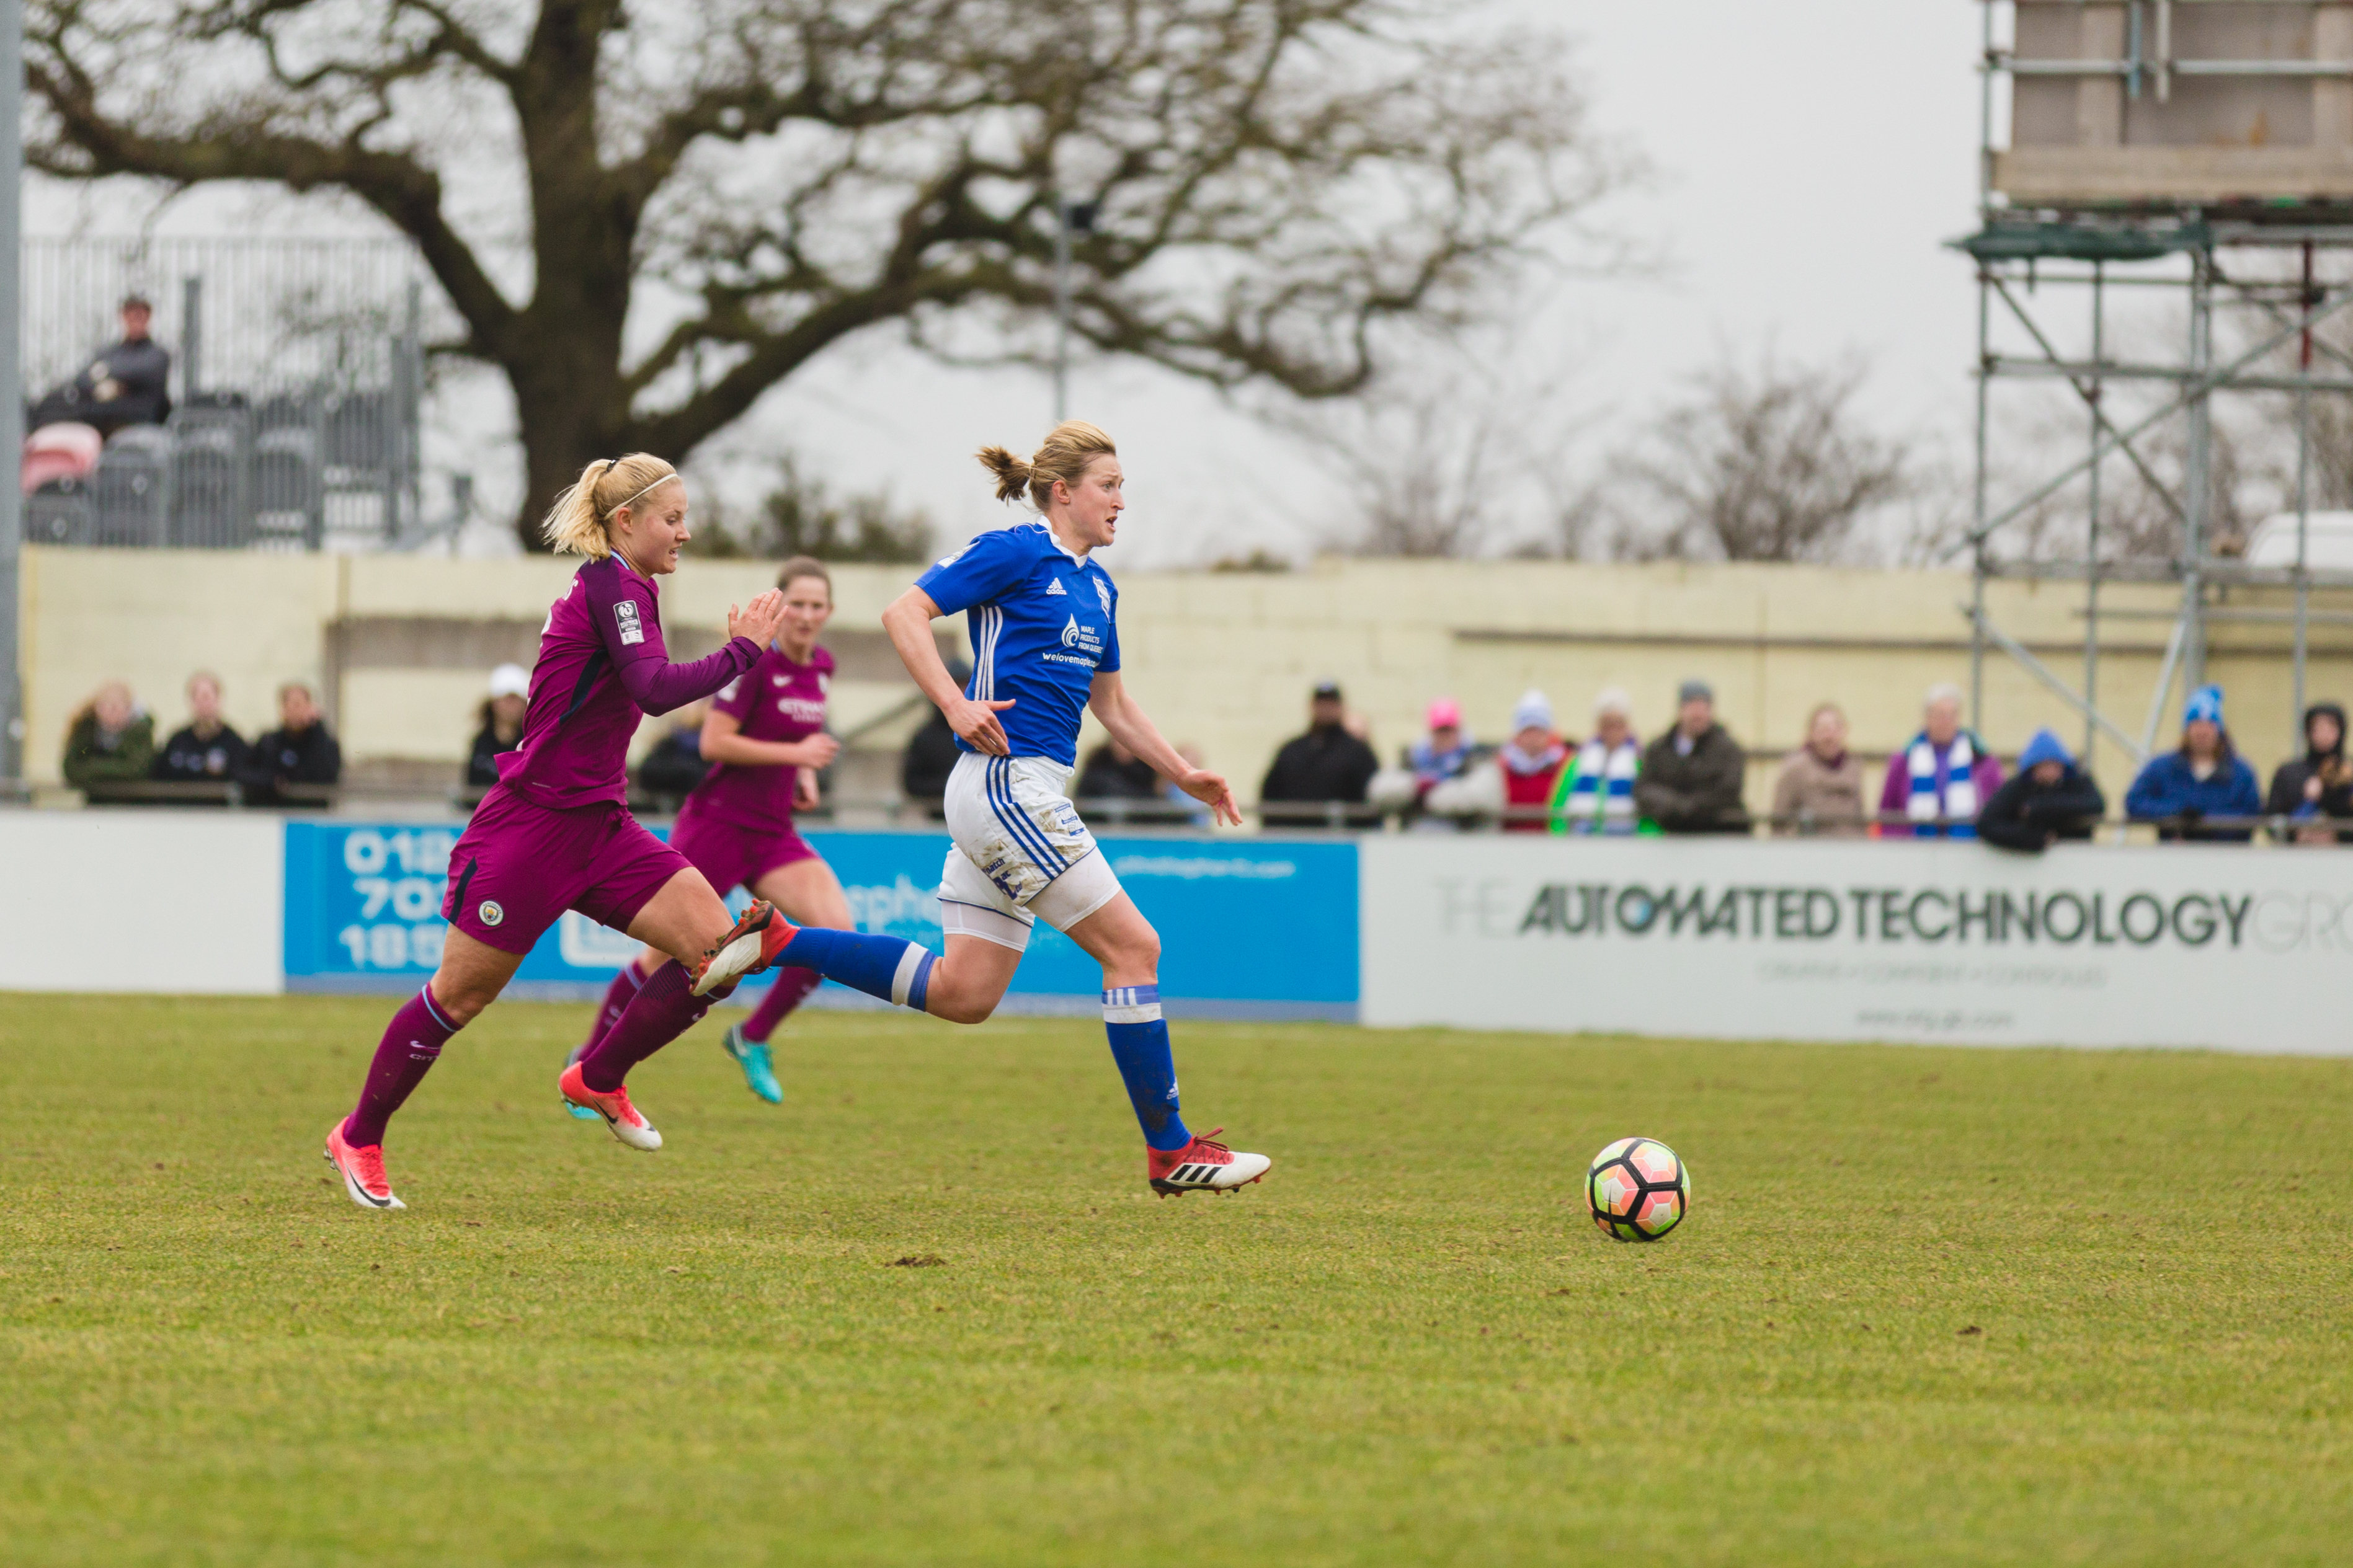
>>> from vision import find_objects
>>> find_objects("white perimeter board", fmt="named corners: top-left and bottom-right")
top-left (1361, 834), bottom-right (2353, 1053)
top-left (0, 812), bottom-right (283, 993)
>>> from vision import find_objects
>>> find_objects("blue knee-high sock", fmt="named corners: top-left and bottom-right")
top-left (1103, 985), bottom-right (1190, 1151)
top-left (776, 926), bottom-right (935, 1011)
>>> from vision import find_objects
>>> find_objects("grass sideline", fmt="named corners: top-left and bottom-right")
top-left (1, 994), bottom-right (2347, 1566)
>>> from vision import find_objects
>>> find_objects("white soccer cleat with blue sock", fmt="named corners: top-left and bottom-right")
top-left (1147, 1128), bottom-right (1271, 1196)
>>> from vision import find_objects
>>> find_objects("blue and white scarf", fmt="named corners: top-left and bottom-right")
top-left (1563, 737), bottom-right (1640, 834)
top-left (1905, 732), bottom-right (1979, 838)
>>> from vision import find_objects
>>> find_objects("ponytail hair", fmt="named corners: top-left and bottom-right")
top-left (976, 420), bottom-right (1117, 512)
top-left (540, 453), bottom-right (682, 557)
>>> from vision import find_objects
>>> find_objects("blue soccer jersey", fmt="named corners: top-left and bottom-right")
top-left (915, 521), bottom-right (1121, 768)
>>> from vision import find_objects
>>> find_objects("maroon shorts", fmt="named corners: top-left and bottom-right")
top-left (442, 786), bottom-right (692, 955)
top-left (669, 800), bottom-right (821, 897)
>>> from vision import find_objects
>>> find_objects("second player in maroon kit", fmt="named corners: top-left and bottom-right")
top-left (572, 557), bottom-right (855, 1104)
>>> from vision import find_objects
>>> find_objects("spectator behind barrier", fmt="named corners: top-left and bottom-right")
top-left (1634, 680), bottom-right (1747, 835)
top-left (900, 658), bottom-right (974, 819)
top-left (62, 680), bottom-right (156, 792)
top-left (1772, 701), bottom-right (1867, 837)
top-left (243, 681), bottom-right (342, 808)
top-left (1978, 729), bottom-right (2106, 854)
top-left (1076, 735), bottom-right (1163, 800)
top-left (1553, 688), bottom-right (1641, 835)
top-left (2265, 701), bottom-right (2353, 844)
top-left (2124, 683), bottom-right (2261, 842)
top-left (1259, 680), bottom-right (1380, 823)
top-left (466, 663), bottom-right (532, 787)
top-left (1494, 689), bottom-right (1567, 833)
top-left (1370, 698), bottom-right (1481, 826)
top-left (30, 295), bottom-right (172, 436)
top-left (1877, 682), bottom-right (2003, 838)
top-left (152, 670), bottom-right (249, 787)
top-left (634, 698), bottom-right (713, 804)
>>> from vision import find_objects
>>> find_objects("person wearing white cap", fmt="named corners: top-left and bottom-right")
top-left (1552, 687), bottom-right (1643, 835)
top-left (465, 663), bottom-right (533, 787)
top-left (1495, 689), bottom-right (1567, 832)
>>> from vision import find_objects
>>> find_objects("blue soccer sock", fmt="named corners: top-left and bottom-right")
top-left (776, 926), bottom-right (935, 1011)
top-left (1103, 985), bottom-right (1191, 1151)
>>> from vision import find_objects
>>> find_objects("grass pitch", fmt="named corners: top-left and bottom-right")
top-left (1, 994), bottom-right (2348, 1566)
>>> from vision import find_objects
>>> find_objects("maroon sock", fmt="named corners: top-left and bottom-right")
top-left (342, 986), bottom-right (461, 1148)
top-left (571, 961), bottom-right (648, 1065)
top-left (579, 961), bottom-right (734, 1093)
top-left (742, 967), bottom-right (821, 1043)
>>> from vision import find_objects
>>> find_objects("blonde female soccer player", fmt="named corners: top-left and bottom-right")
top-left (323, 454), bottom-right (796, 1210)
top-left (590, 422), bottom-right (1271, 1195)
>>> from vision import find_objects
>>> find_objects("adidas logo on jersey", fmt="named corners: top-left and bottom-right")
top-left (1044, 578), bottom-right (1067, 595)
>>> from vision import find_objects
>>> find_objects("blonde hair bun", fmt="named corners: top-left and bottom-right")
top-left (976, 421), bottom-right (1116, 512)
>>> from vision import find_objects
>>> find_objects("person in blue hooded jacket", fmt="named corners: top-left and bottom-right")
top-left (2124, 684), bottom-right (2262, 842)
top-left (1978, 729), bottom-right (2105, 853)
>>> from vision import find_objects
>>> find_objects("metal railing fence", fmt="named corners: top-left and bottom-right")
top-left (20, 237), bottom-right (436, 551)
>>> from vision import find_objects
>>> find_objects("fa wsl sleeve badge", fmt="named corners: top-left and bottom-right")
top-left (614, 600), bottom-right (646, 646)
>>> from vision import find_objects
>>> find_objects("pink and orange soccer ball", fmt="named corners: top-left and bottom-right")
top-left (1586, 1136), bottom-right (1691, 1242)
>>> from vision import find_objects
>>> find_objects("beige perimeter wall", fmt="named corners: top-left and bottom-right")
top-left (22, 547), bottom-right (2353, 811)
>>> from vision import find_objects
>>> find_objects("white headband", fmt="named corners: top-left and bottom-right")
top-left (606, 472), bottom-right (677, 518)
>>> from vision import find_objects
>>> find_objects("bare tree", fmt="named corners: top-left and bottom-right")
top-left (27, 0), bottom-right (1624, 547)
top-left (1606, 353), bottom-right (1913, 564)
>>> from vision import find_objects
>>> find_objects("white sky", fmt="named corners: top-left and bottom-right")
top-left (25, 0), bottom-right (1991, 565)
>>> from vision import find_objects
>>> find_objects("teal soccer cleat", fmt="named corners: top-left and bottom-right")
top-left (720, 1024), bottom-right (783, 1104)
top-left (561, 1042), bottom-right (598, 1119)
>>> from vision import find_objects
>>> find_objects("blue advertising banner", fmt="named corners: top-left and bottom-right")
top-left (283, 822), bottom-right (1356, 1019)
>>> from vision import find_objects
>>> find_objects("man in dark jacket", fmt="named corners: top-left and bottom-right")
top-left (242, 681), bottom-right (342, 807)
top-left (1260, 681), bottom-right (1379, 826)
top-left (1978, 729), bottom-right (2104, 853)
top-left (1634, 680), bottom-right (1748, 834)
top-left (38, 296), bottom-right (173, 436)
top-left (2264, 700), bottom-right (2353, 842)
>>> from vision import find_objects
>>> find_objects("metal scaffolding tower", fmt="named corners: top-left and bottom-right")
top-left (1961, 1), bottom-right (2353, 774)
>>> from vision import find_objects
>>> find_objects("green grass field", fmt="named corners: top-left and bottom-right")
top-left (2, 993), bottom-right (2348, 1566)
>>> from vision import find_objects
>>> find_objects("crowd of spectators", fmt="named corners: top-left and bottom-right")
top-left (62, 673), bottom-right (341, 804)
top-left (1232, 674), bottom-right (2353, 849)
top-left (60, 654), bottom-right (2353, 851)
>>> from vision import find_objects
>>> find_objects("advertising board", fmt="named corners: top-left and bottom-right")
top-left (1360, 835), bottom-right (2353, 1053)
top-left (283, 822), bottom-right (1357, 1018)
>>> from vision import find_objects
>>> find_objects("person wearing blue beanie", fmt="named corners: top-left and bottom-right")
top-left (2124, 684), bottom-right (2263, 841)
top-left (1978, 729), bottom-right (2106, 853)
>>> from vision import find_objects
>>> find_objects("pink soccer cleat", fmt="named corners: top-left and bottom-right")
top-left (558, 1061), bottom-right (664, 1151)
top-left (324, 1121), bottom-right (405, 1211)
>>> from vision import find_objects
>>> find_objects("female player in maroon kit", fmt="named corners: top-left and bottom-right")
top-left (324, 453), bottom-right (797, 1210)
top-left (570, 556), bottom-right (853, 1104)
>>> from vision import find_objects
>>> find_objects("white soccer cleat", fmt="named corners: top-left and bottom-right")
top-left (324, 1121), bottom-right (406, 1210)
top-left (558, 1061), bottom-right (663, 1151)
top-left (1147, 1128), bottom-right (1272, 1196)
top-left (690, 901), bottom-right (796, 997)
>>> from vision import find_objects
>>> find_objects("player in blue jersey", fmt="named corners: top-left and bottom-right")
top-left (640, 421), bottom-right (1270, 1195)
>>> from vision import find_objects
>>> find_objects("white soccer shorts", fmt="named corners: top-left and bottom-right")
top-left (938, 753), bottom-right (1124, 951)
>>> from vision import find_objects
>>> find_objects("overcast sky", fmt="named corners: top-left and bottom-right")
top-left (27, 1), bottom-right (1990, 565)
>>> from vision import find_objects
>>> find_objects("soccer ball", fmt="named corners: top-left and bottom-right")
top-left (1586, 1136), bottom-right (1690, 1242)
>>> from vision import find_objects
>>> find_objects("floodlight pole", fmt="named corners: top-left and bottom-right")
top-left (1053, 197), bottom-right (1070, 424)
top-left (1051, 198), bottom-right (1097, 426)
top-left (0, 0), bottom-right (25, 786)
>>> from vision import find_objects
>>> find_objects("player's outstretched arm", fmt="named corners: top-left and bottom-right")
top-left (883, 587), bottom-right (1013, 756)
top-left (1088, 671), bottom-right (1242, 827)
